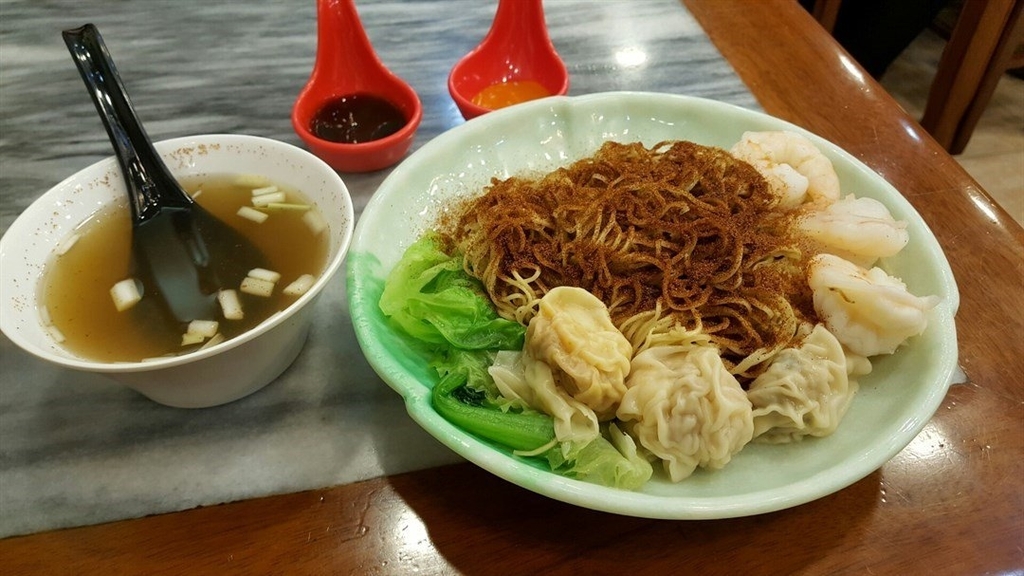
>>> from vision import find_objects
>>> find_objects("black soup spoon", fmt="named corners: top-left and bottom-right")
top-left (62, 24), bottom-right (267, 324)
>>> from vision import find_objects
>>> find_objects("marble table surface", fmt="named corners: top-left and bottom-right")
top-left (0, 0), bottom-right (759, 538)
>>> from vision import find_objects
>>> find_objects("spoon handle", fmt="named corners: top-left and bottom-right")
top-left (62, 24), bottom-right (192, 226)
top-left (487, 0), bottom-right (550, 47)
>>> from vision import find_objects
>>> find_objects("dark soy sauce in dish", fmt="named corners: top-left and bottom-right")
top-left (40, 176), bottom-right (330, 362)
top-left (309, 93), bottom-right (407, 144)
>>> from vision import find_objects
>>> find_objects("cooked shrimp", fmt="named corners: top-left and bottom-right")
top-left (730, 130), bottom-right (841, 209)
top-left (797, 194), bottom-right (909, 268)
top-left (807, 254), bottom-right (939, 357)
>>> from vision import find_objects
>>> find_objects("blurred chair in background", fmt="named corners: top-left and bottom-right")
top-left (804, 0), bottom-right (949, 77)
top-left (807, 0), bottom-right (1024, 154)
top-left (920, 0), bottom-right (1023, 154)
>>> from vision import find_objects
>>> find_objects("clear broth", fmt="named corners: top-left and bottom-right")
top-left (40, 175), bottom-right (330, 362)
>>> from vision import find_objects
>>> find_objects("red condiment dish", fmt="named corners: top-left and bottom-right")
top-left (448, 0), bottom-right (569, 120)
top-left (292, 0), bottom-right (422, 172)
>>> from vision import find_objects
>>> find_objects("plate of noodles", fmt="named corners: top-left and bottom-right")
top-left (347, 92), bottom-right (959, 519)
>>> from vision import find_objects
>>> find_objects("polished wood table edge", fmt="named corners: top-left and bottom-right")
top-left (3, 1), bottom-right (1022, 574)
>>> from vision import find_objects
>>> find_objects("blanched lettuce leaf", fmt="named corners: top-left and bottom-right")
top-left (432, 369), bottom-right (555, 452)
top-left (379, 234), bottom-right (524, 351)
top-left (380, 234), bottom-right (653, 491)
top-left (432, 368), bottom-right (655, 490)
top-left (430, 347), bottom-right (505, 406)
top-left (545, 424), bottom-right (653, 491)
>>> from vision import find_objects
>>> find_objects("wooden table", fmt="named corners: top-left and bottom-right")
top-left (3, 1), bottom-right (1021, 573)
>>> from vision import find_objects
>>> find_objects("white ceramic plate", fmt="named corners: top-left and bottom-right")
top-left (347, 92), bottom-right (959, 519)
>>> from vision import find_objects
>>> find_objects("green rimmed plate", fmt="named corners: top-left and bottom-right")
top-left (347, 92), bottom-right (959, 519)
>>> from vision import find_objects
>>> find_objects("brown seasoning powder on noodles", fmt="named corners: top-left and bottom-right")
top-left (438, 140), bottom-right (818, 381)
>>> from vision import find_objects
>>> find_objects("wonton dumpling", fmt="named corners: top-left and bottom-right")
top-left (748, 324), bottom-right (857, 443)
top-left (525, 286), bottom-right (633, 420)
top-left (489, 350), bottom-right (600, 444)
top-left (808, 254), bottom-right (940, 357)
top-left (616, 346), bottom-right (754, 482)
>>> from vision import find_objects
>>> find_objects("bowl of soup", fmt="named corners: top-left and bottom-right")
top-left (0, 134), bottom-right (354, 408)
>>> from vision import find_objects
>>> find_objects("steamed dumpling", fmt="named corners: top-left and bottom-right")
top-left (616, 345), bottom-right (754, 482)
top-left (797, 195), bottom-right (909, 268)
top-left (489, 350), bottom-right (600, 444)
top-left (748, 324), bottom-right (857, 443)
top-left (525, 286), bottom-right (633, 420)
top-left (808, 254), bottom-right (940, 357)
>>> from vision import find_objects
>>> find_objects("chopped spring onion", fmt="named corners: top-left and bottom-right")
top-left (251, 191), bottom-right (287, 207)
top-left (235, 174), bottom-right (269, 188)
top-left (39, 306), bottom-right (65, 343)
top-left (110, 278), bottom-right (143, 311)
top-left (251, 185), bottom-right (279, 197)
top-left (218, 289), bottom-right (244, 320)
top-left (240, 276), bottom-right (275, 297)
top-left (247, 268), bottom-right (281, 283)
top-left (266, 202), bottom-right (311, 212)
top-left (199, 333), bottom-right (225, 350)
top-left (45, 324), bottom-right (66, 344)
top-left (237, 206), bottom-right (269, 223)
top-left (38, 305), bottom-right (52, 326)
top-left (302, 210), bottom-right (327, 236)
top-left (56, 233), bottom-right (81, 256)
top-left (182, 319), bottom-right (220, 346)
top-left (187, 319), bottom-right (220, 338)
top-left (282, 274), bottom-right (315, 296)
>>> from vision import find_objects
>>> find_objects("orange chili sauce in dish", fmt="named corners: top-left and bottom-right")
top-left (470, 80), bottom-right (551, 111)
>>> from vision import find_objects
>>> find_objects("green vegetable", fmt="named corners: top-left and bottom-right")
top-left (546, 424), bottom-right (653, 491)
top-left (379, 233), bottom-right (654, 490)
top-left (428, 346), bottom-right (506, 406)
top-left (379, 234), bottom-right (525, 351)
top-left (432, 368), bottom-right (555, 452)
top-left (432, 366), bottom-right (653, 490)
